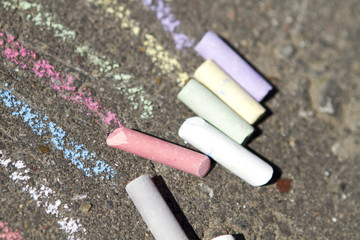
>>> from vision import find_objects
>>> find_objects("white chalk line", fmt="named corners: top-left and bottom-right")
top-left (0, 150), bottom-right (86, 240)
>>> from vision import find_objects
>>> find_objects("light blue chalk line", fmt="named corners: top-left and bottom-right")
top-left (0, 83), bottom-right (116, 180)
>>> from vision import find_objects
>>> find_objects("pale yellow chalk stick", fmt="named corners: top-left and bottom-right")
top-left (194, 60), bottom-right (265, 124)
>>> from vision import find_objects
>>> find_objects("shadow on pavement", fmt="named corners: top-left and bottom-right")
top-left (233, 233), bottom-right (246, 240)
top-left (152, 175), bottom-right (200, 240)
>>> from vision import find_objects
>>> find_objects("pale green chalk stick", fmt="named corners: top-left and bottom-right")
top-left (177, 79), bottom-right (254, 144)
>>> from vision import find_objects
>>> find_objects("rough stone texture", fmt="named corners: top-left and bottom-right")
top-left (0, 0), bottom-right (359, 239)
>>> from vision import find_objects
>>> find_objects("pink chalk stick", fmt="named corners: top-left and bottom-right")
top-left (107, 127), bottom-right (211, 177)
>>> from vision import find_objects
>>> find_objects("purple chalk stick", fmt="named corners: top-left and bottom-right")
top-left (194, 31), bottom-right (272, 102)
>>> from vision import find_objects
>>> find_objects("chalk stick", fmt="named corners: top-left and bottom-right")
top-left (177, 79), bottom-right (253, 145)
top-left (178, 117), bottom-right (273, 186)
top-left (194, 60), bottom-right (266, 124)
top-left (107, 127), bottom-right (210, 177)
top-left (126, 174), bottom-right (189, 240)
top-left (212, 235), bottom-right (236, 240)
top-left (194, 31), bottom-right (272, 102)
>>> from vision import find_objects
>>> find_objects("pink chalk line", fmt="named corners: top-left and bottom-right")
top-left (0, 222), bottom-right (25, 240)
top-left (0, 30), bottom-right (122, 127)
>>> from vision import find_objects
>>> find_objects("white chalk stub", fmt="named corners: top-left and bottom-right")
top-left (212, 235), bottom-right (236, 240)
top-left (178, 117), bottom-right (273, 186)
top-left (126, 174), bottom-right (189, 240)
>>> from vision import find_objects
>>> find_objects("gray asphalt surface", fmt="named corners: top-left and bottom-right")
top-left (0, 0), bottom-right (359, 239)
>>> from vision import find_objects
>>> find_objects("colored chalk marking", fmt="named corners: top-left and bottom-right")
top-left (194, 60), bottom-right (266, 124)
top-left (177, 79), bottom-right (254, 145)
top-left (87, 0), bottom-right (189, 86)
top-left (75, 46), bottom-right (153, 119)
top-left (144, 34), bottom-right (189, 86)
top-left (1, 0), bottom-right (154, 120)
top-left (2, 0), bottom-right (76, 41)
top-left (194, 31), bottom-right (272, 102)
top-left (179, 117), bottom-right (273, 186)
top-left (107, 127), bottom-right (210, 177)
top-left (212, 235), bottom-right (236, 240)
top-left (88, 0), bottom-right (141, 35)
top-left (0, 86), bottom-right (116, 180)
top-left (74, 46), bottom-right (120, 74)
top-left (0, 31), bottom-right (122, 126)
top-left (0, 150), bottom-right (86, 239)
top-left (142, 0), bottom-right (195, 50)
top-left (0, 222), bottom-right (24, 240)
top-left (126, 174), bottom-right (189, 240)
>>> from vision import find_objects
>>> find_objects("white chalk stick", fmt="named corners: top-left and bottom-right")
top-left (178, 117), bottom-right (273, 186)
top-left (126, 174), bottom-right (189, 240)
top-left (212, 235), bottom-right (236, 240)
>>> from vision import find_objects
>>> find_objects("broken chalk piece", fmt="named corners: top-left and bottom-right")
top-left (126, 174), bottom-right (189, 240)
top-left (212, 235), bottom-right (236, 240)
top-left (194, 60), bottom-right (266, 124)
top-left (106, 127), bottom-right (210, 177)
top-left (177, 79), bottom-right (254, 145)
top-left (178, 117), bottom-right (273, 186)
top-left (194, 31), bottom-right (273, 102)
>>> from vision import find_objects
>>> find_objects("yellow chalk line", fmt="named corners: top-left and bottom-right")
top-left (87, 0), bottom-right (189, 87)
